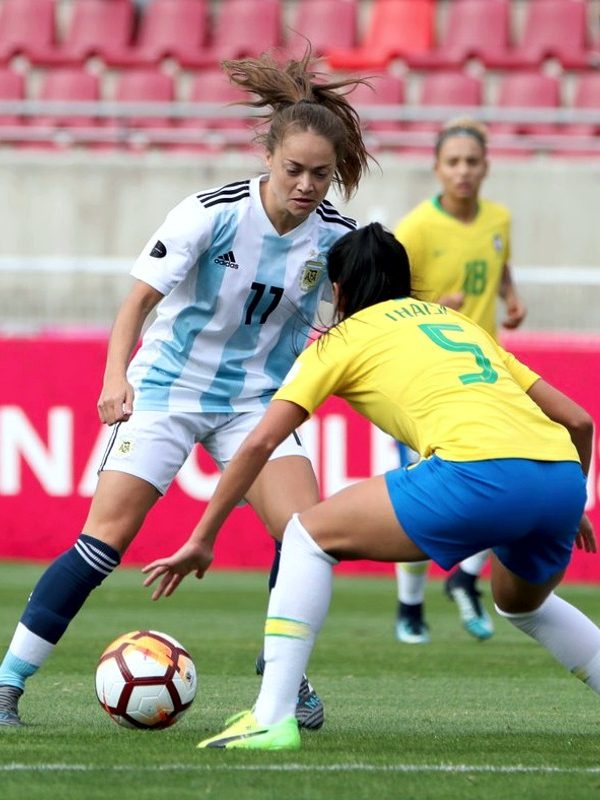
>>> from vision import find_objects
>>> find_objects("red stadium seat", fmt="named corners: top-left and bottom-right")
top-left (349, 74), bottom-right (405, 129)
top-left (178, 0), bottom-right (283, 69)
top-left (34, 67), bottom-right (100, 128)
top-left (173, 69), bottom-right (250, 151)
top-left (0, 67), bottom-right (25, 126)
top-left (491, 72), bottom-right (561, 138)
top-left (38, 0), bottom-right (136, 67)
top-left (407, 0), bottom-right (513, 69)
top-left (107, 0), bottom-right (210, 68)
top-left (563, 71), bottom-right (600, 137)
top-left (0, 0), bottom-right (57, 65)
top-left (419, 71), bottom-right (483, 109)
top-left (506, 0), bottom-right (593, 69)
top-left (285, 0), bottom-right (358, 60)
top-left (327, 0), bottom-right (434, 71)
top-left (400, 71), bottom-right (483, 154)
top-left (112, 69), bottom-right (175, 130)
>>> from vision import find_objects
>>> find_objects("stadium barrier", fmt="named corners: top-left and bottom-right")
top-left (0, 331), bottom-right (598, 581)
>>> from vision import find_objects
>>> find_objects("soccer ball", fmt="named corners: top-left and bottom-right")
top-left (95, 630), bottom-right (197, 730)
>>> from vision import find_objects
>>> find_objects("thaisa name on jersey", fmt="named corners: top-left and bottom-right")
top-left (299, 257), bottom-right (326, 292)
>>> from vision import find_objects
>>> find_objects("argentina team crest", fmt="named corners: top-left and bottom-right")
top-left (299, 253), bottom-right (326, 292)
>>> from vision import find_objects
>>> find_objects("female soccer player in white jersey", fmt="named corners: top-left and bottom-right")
top-left (393, 118), bottom-right (527, 645)
top-left (142, 223), bottom-right (595, 751)
top-left (0, 49), bottom-right (372, 728)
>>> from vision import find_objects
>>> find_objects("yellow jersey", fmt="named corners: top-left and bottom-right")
top-left (394, 197), bottom-right (511, 337)
top-left (274, 298), bottom-right (579, 465)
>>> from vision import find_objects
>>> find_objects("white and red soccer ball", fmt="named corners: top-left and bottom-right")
top-left (95, 630), bottom-right (197, 730)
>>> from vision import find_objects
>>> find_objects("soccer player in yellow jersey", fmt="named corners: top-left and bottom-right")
top-left (143, 223), bottom-right (595, 751)
top-left (393, 117), bottom-right (527, 645)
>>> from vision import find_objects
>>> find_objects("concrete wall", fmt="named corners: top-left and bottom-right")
top-left (1, 152), bottom-right (599, 331)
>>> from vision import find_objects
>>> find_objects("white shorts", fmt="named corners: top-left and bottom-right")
top-left (98, 408), bottom-right (308, 495)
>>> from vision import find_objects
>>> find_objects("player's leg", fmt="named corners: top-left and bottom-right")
top-left (0, 471), bottom-right (159, 727)
top-left (245, 452), bottom-right (325, 731)
top-left (445, 549), bottom-right (494, 640)
top-left (394, 443), bottom-right (429, 643)
top-left (491, 556), bottom-right (600, 693)
top-left (198, 475), bottom-right (426, 749)
top-left (0, 410), bottom-right (193, 727)
top-left (395, 562), bottom-right (430, 643)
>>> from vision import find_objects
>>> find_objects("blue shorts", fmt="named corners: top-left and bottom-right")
top-left (384, 456), bottom-right (587, 584)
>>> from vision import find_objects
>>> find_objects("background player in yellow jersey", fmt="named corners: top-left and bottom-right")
top-left (142, 223), bottom-right (595, 751)
top-left (393, 117), bottom-right (527, 645)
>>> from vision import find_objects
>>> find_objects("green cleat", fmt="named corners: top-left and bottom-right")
top-left (197, 710), bottom-right (301, 750)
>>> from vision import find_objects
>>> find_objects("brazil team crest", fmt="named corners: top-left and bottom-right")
top-left (299, 254), bottom-right (326, 292)
top-left (493, 234), bottom-right (503, 252)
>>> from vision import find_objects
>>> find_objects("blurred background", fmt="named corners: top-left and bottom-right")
top-left (0, 0), bottom-right (599, 573)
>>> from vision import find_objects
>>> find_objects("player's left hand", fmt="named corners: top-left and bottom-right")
top-left (575, 513), bottom-right (596, 554)
top-left (142, 540), bottom-right (214, 600)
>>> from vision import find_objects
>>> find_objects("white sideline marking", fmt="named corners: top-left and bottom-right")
top-left (2, 763), bottom-right (600, 774)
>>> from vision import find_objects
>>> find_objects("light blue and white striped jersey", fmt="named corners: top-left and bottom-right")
top-left (128, 175), bottom-right (356, 413)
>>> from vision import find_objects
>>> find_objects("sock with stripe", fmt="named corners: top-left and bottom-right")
top-left (496, 592), bottom-right (600, 693)
top-left (268, 539), bottom-right (282, 592)
top-left (0, 534), bottom-right (120, 690)
top-left (254, 514), bottom-right (337, 726)
top-left (395, 560), bottom-right (429, 605)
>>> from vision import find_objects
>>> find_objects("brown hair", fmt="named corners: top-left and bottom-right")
top-left (222, 49), bottom-right (372, 201)
top-left (434, 116), bottom-right (488, 158)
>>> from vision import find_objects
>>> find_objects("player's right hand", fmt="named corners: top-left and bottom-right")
top-left (97, 378), bottom-right (134, 425)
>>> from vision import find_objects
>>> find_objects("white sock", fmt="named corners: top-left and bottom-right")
top-left (395, 561), bottom-right (429, 605)
top-left (496, 593), bottom-right (600, 692)
top-left (254, 514), bottom-right (337, 726)
top-left (459, 550), bottom-right (491, 576)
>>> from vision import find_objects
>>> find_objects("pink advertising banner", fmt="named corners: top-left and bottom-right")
top-left (0, 332), bottom-right (598, 580)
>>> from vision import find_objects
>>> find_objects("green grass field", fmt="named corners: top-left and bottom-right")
top-left (1, 562), bottom-right (600, 800)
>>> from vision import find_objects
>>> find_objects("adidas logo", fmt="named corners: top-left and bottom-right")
top-left (214, 250), bottom-right (239, 269)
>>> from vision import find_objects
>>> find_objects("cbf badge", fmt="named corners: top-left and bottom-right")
top-left (299, 254), bottom-right (326, 292)
top-left (493, 234), bottom-right (503, 253)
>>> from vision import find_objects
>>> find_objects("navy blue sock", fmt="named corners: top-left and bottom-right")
top-left (268, 539), bottom-right (282, 592)
top-left (20, 534), bottom-right (120, 644)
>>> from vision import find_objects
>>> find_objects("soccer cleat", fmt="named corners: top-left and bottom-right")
top-left (0, 685), bottom-right (23, 727)
top-left (255, 651), bottom-right (324, 731)
top-left (197, 710), bottom-right (301, 750)
top-left (445, 567), bottom-right (494, 640)
top-left (395, 615), bottom-right (430, 644)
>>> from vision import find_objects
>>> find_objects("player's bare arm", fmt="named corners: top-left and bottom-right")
top-left (97, 280), bottom-right (164, 425)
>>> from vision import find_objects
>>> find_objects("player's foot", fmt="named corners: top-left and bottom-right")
top-left (256, 651), bottom-right (324, 730)
top-left (197, 710), bottom-right (301, 750)
top-left (0, 685), bottom-right (23, 727)
top-left (395, 602), bottom-right (430, 644)
top-left (445, 567), bottom-right (494, 640)
top-left (395, 616), bottom-right (430, 644)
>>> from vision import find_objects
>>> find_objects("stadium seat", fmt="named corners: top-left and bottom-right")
top-left (491, 72), bottom-right (561, 140)
top-left (0, 0), bottom-right (57, 65)
top-left (407, 0), bottom-right (513, 69)
top-left (506, 0), bottom-right (593, 69)
top-left (106, 0), bottom-right (210, 68)
top-left (37, 0), bottom-right (136, 67)
top-left (327, 0), bottom-right (434, 71)
top-left (172, 69), bottom-right (250, 151)
top-left (34, 67), bottom-right (101, 128)
top-left (112, 69), bottom-right (175, 130)
top-left (345, 74), bottom-right (405, 150)
top-left (400, 71), bottom-right (483, 154)
top-left (560, 71), bottom-right (600, 140)
top-left (0, 67), bottom-right (25, 126)
top-left (178, 0), bottom-right (283, 69)
top-left (285, 0), bottom-right (358, 60)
